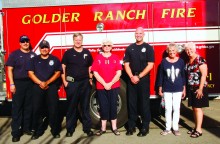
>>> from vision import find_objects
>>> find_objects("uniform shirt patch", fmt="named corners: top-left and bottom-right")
top-left (49, 60), bottom-right (54, 66)
top-left (30, 54), bottom-right (35, 58)
top-left (141, 47), bottom-right (146, 52)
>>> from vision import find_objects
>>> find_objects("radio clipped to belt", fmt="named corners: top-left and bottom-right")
top-left (66, 76), bottom-right (74, 82)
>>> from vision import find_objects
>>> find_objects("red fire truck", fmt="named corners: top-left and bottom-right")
top-left (0, 0), bottom-right (219, 128)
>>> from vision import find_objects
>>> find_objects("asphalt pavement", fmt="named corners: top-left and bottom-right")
top-left (0, 99), bottom-right (219, 144)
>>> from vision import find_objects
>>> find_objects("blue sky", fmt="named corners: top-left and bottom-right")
top-left (0, 0), bottom-right (2, 9)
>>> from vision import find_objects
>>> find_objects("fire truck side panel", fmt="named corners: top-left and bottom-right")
top-left (1, 0), bottom-right (220, 101)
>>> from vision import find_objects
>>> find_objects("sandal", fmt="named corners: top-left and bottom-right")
top-left (160, 130), bottom-right (171, 136)
top-left (173, 130), bottom-right (181, 136)
top-left (96, 130), bottom-right (106, 136)
top-left (112, 129), bottom-right (120, 136)
top-left (190, 130), bottom-right (202, 138)
top-left (187, 128), bottom-right (195, 134)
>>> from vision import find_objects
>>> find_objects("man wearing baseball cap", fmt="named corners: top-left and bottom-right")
top-left (6, 35), bottom-right (36, 142)
top-left (39, 40), bottom-right (50, 48)
top-left (27, 40), bottom-right (62, 140)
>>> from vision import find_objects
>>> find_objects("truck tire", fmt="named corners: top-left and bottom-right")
top-left (89, 79), bottom-right (127, 129)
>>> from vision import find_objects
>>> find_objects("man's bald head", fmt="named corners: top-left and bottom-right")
top-left (135, 27), bottom-right (145, 45)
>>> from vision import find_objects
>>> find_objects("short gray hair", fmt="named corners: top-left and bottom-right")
top-left (101, 38), bottom-right (113, 46)
top-left (166, 42), bottom-right (178, 53)
top-left (184, 42), bottom-right (196, 50)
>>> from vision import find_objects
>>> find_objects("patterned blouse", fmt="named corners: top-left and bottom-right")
top-left (185, 55), bottom-right (208, 87)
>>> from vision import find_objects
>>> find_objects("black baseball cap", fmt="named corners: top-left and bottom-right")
top-left (39, 40), bottom-right (50, 48)
top-left (19, 35), bottom-right (30, 43)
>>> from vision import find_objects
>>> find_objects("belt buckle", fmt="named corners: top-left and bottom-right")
top-left (66, 76), bottom-right (74, 82)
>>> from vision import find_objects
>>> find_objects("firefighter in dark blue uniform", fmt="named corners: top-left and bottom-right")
top-left (124, 27), bottom-right (155, 137)
top-left (61, 33), bottom-right (94, 137)
top-left (6, 35), bottom-right (36, 142)
top-left (27, 40), bottom-right (62, 140)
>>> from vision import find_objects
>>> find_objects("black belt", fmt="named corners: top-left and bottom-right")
top-left (66, 76), bottom-right (88, 82)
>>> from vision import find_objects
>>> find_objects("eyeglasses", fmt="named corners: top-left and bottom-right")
top-left (103, 45), bottom-right (111, 47)
top-left (20, 40), bottom-right (29, 43)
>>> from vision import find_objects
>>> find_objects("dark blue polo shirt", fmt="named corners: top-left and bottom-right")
top-left (27, 55), bottom-right (62, 81)
top-left (6, 49), bottom-right (36, 80)
top-left (123, 42), bottom-right (155, 75)
top-left (61, 48), bottom-right (93, 80)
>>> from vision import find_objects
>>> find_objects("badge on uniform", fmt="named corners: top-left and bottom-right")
top-left (142, 47), bottom-right (146, 52)
top-left (49, 60), bottom-right (54, 66)
top-left (30, 54), bottom-right (35, 58)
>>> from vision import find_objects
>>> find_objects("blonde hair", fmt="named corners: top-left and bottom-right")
top-left (166, 42), bottom-right (178, 53)
top-left (184, 42), bottom-right (196, 50)
top-left (73, 33), bottom-right (83, 39)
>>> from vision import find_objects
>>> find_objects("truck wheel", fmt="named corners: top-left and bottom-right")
top-left (89, 79), bottom-right (127, 129)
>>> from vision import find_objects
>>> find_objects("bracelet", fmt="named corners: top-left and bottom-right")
top-left (10, 84), bottom-right (15, 86)
top-left (89, 78), bottom-right (93, 80)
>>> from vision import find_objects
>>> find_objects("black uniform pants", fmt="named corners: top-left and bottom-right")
top-left (11, 79), bottom-right (33, 137)
top-left (32, 84), bottom-right (59, 136)
top-left (127, 76), bottom-right (151, 130)
top-left (65, 79), bottom-right (92, 133)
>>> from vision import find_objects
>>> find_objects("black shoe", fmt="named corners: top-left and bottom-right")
top-left (12, 137), bottom-right (20, 142)
top-left (23, 130), bottom-right (33, 135)
top-left (85, 130), bottom-right (94, 136)
top-left (137, 128), bottom-right (149, 137)
top-left (31, 134), bottom-right (40, 140)
top-left (53, 134), bottom-right (60, 138)
top-left (66, 132), bottom-right (73, 137)
top-left (126, 128), bottom-right (136, 136)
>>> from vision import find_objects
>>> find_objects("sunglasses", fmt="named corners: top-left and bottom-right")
top-left (103, 45), bottom-right (111, 47)
top-left (20, 40), bottom-right (30, 43)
